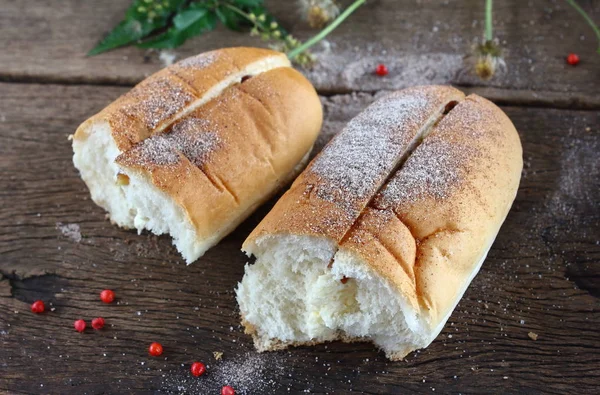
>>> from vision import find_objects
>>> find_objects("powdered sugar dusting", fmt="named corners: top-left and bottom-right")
top-left (161, 352), bottom-right (286, 394)
top-left (56, 223), bottom-right (82, 243)
top-left (176, 51), bottom-right (219, 69)
top-left (376, 97), bottom-right (499, 206)
top-left (171, 118), bottom-right (220, 167)
top-left (378, 138), bottom-right (477, 204)
top-left (124, 77), bottom-right (195, 130)
top-left (309, 89), bottom-right (437, 215)
top-left (126, 134), bottom-right (179, 166)
top-left (549, 135), bottom-right (599, 219)
top-left (121, 118), bottom-right (220, 167)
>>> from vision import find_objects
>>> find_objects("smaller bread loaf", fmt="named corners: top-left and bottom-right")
top-left (236, 85), bottom-right (522, 360)
top-left (72, 47), bottom-right (322, 263)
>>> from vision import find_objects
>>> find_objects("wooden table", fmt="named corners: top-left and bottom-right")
top-left (1, 1), bottom-right (599, 393)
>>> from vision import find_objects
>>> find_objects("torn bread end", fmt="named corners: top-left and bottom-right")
top-left (237, 234), bottom-right (430, 360)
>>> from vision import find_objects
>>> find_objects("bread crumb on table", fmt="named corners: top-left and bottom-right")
top-left (528, 332), bottom-right (538, 341)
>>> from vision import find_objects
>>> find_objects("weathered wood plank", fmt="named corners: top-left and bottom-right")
top-left (1, 0), bottom-right (599, 107)
top-left (0, 83), bottom-right (599, 394)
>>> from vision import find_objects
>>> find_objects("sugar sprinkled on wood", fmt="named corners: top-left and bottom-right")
top-left (161, 352), bottom-right (286, 394)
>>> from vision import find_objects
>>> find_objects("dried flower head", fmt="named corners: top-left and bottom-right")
top-left (475, 54), bottom-right (496, 80)
top-left (298, 0), bottom-right (341, 28)
top-left (473, 39), bottom-right (505, 80)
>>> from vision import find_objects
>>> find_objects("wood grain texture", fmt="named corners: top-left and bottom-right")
top-left (1, 0), bottom-right (599, 107)
top-left (0, 83), bottom-right (599, 394)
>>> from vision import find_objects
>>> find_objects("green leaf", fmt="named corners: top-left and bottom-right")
top-left (215, 6), bottom-right (247, 31)
top-left (173, 8), bottom-right (208, 30)
top-left (234, 0), bottom-right (264, 7)
top-left (138, 11), bottom-right (217, 49)
top-left (88, 0), bottom-right (187, 56)
top-left (88, 19), bottom-right (150, 56)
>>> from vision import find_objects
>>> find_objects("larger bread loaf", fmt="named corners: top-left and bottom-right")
top-left (236, 85), bottom-right (522, 360)
top-left (72, 47), bottom-right (322, 263)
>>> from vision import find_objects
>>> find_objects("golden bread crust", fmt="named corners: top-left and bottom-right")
top-left (75, 47), bottom-right (289, 151)
top-left (243, 85), bottom-right (465, 251)
top-left (363, 94), bottom-right (522, 327)
top-left (116, 67), bottom-right (322, 239)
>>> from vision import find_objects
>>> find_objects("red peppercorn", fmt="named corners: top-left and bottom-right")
top-left (100, 289), bottom-right (115, 304)
top-left (149, 342), bottom-right (163, 357)
top-left (221, 385), bottom-right (235, 395)
top-left (375, 64), bottom-right (389, 76)
top-left (567, 53), bottom-right (580, 66)
top-left (190, 362), bottom-right (206, 377)
top-left (91, 317), bottom-right (105, 330)
top-left (74, 319), bottom-right (86, 332)
top-left (31, 300), bottom-right (45, 314)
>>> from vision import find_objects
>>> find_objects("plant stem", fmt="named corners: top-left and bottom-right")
top-left (485, 0), bottom-right (493, 42)
top-left (565, 0), bottom-right (600, 53)
top-left (287, 0), bottom-right (367, 60)
top-left (224, 4), bottom-right (254, 24)
top-left (224, 3), bottom-right (273, 38)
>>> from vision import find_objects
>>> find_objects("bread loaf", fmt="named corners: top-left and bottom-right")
top-left (236, 85), bottom-right (522, 359)
top-left (72, 47), bottom-right (322, 263)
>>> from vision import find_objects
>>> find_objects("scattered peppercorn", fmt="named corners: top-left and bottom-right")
top-left (74, 319), bottom-right (86, 333)
top-left (566, 53), bottom-right (580, 66)
top-left (190, 362), bottom-right (206, 377)
top-left (100, 289), bottom-right (115, 304)
top-left (149, 342), bottom-right (163, 357)
top-left (375, 64), bottom-right (389, 76)
top-left (31, 300), bottom-right (45, 314)
top-left (91, 317), bottom-right (105, 330)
